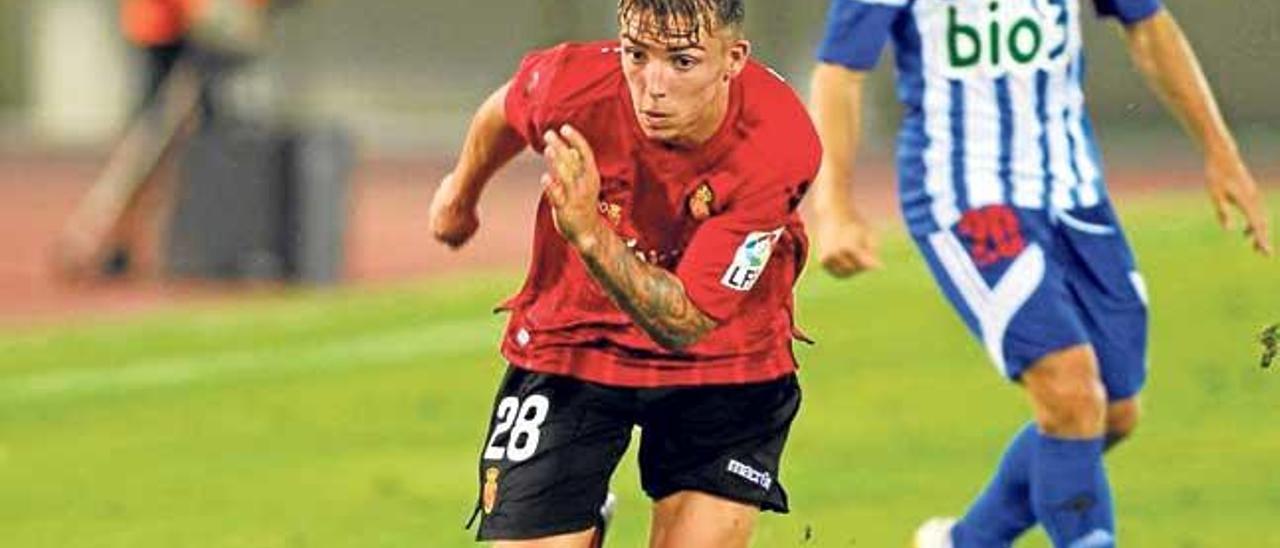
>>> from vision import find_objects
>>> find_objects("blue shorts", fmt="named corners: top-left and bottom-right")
top-left (912, 202), bottom-right (1148, 401)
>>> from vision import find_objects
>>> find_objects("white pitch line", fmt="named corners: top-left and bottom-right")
top-left (0, 316), bottom-right (502, 404)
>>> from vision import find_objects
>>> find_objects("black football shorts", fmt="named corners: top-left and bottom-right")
top-left (469, 364), bottom-right (801, 541)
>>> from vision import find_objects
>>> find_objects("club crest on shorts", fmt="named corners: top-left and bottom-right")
top-left (482, 467), bottom-right (500, 514)
top-left (721, 228), bottom-right (784, 291)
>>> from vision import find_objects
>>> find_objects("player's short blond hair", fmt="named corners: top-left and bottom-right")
top-left (617, 0), bottom-right (745, 41)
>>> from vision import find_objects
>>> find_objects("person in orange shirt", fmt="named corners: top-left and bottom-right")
top-left (118, 0), bottom-right (275, 114)
top-left (82, 0), bottom-right (281, 277)
top-left (120, 0), bottom-right (192, 112)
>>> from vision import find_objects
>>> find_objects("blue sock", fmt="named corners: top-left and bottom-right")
top-left (950, 424), bottom-right (1038, 547)
top-left (1031, 435), bottom-right (1115, 547)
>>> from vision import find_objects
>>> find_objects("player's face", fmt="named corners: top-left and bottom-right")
top-left (619, 13), bottom-right (749, 147)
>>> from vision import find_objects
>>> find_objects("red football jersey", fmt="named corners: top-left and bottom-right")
top-left (497, 41), bottom-right (821, 387)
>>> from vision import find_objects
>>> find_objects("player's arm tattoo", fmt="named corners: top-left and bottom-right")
top-left (575, 222), bottom-right (717, 350)
top-left (541, 125), bottom-right (715, 349)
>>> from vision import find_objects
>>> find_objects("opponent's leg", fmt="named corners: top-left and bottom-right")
top-left (927, 204), bottom-right (1142, 546)
top-left (1021, 345), bottom-right (1115, 546)
top-left (946, 395), bottom-right (1138, 546)
top-left (1057, 204), bottom-right (1149, 450)
top-left (912, 207), bottom-right (1119, 546)
top-left (907, 210), bottom-right (1074, 546)
top-left (947, 345), bottom-right (1107, 547)
top-left (946, 423), bottom-right (1038, 547)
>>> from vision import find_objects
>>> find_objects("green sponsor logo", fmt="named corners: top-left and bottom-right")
top-left (947, 1), bottom-right (1062, 71)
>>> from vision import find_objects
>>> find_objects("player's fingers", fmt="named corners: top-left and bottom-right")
top-left (543, 130), bottom-right (584, 190)
top-left (545, 131), bottom-right (575, 176)
top-left (1243, 205), bottom-right (1273, 256)
top-left (540, 171), bottom-right (559, 195)
top-left (854, 231), bottom-right (882, 269)
top-left (432, 216), bottom-right (472, 249)
top-left (541, 136), bottom-right (559, 183)
top-left (852, 246), bottom-right (883, 270)
top-left (821, 261), bottom-right (855, 279)
top-left (542, 130), bottom-right (565, 163)
top-left (1253, 223), bottom-right (1274, 257)
top-left (442, 227), bottom-right (473, 249)
top-left (558, 125), bottom-right (597, 169)
top-left (540, 172), bottom-right (565, 207)
top-left (821, 250), bottom-right (859, 278)
top-left (1209, 191), bottom-right (1232, 231)
top-left (1223, 183), bottom-right (1271, 255)
top-left (1236, 187), bottom-right (1267, 226)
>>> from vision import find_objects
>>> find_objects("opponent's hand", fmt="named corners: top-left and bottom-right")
top-left (541, 125), bottom-right (603, 249)
top-left (428, 172), bottom-right (481, 249)
top-left (1205, 153), bottom-right (1272, 256)
top-left (815, 210), bottom-right (882, 278)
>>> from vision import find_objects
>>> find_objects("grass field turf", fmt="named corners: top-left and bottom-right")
top-left (1, 192), bottom-right (1276, 547)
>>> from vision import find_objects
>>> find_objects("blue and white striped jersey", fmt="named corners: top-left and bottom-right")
top-left (817, 0), bottom-right (1162, 235)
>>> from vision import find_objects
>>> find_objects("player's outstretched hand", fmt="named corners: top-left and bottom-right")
top-left (541, 125), bottom-right (603, 248)
top-left (1206, 154), bottom-right (1272, 256)
top-left (428, 172), bottom-right (481, 249)
top-left (815, 211), bottom-right (882, 278)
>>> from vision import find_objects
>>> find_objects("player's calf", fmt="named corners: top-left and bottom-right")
top-left (1105, 398), bottom-right (1141, 450)
top-left (1021, 347), bottom-right (1117, 545)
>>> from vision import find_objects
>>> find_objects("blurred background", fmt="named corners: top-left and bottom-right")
top-left (1, 0), bottom-right (1276, 323)
top-left (0, 1), bottom-right (1276, 547)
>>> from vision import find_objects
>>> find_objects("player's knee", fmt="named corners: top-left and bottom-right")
top-left (1024, 346), bottom-right (1107, 436)
top-left (651, 491), bottom-right (757, 548)
top-left (1037, 381), bottom-right (1106, 435)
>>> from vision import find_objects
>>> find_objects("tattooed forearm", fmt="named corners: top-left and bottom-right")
top-left (540, 125), bottom-right (716, 349)
top-left (575, 222), bottom-right (717, 350)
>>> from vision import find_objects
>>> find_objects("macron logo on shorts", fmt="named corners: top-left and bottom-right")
top-left (726, 459), bottom-right (772, 490)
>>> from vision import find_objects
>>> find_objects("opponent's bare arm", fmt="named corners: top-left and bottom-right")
top-left (1122, 9), bottom-right (1272, 256)
top-left (541, 125), bottom-right (717, 350)
top-left (429, 83), bottom-right (528, 248)
top-left (808, 63), bottom-right (882, 278)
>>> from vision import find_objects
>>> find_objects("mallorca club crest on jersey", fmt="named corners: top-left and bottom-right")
top-left (721, 228), bottom-right (784, 291)
top-left (931, 0), bottom-right (1071, 78)
top-left (688, 182), bottom-right (715, 221)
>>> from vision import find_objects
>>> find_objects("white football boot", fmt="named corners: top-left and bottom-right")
top-left (913, 517), bottom-right (957, 548)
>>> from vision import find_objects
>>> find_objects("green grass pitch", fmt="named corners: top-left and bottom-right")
top-left (1, 192), bottom-right (1276, 547)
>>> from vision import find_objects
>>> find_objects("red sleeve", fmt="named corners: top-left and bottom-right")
top-left (504, 47), bottom-right (565, 151)
top-left (675, 174), bottom-right (809, 322)
top-left (676, 67), bottom-right (821, 322)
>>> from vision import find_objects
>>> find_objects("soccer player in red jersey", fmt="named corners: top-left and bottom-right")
top-left (428, 0), bottom-right (820, 545)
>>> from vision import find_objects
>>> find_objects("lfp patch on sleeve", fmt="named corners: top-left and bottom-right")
top-left (721, 228), bottom-right (784, 291)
